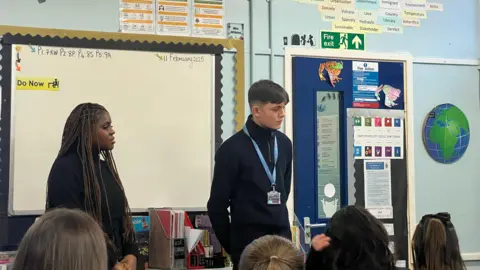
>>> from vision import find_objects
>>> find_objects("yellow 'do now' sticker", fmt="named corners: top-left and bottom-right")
top-left (16, 77), bottom-right (60, 91)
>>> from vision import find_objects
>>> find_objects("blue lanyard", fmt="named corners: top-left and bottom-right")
top-left (243, 126), bottom-right (278, 186)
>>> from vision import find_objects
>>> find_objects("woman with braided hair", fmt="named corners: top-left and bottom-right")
top-left (46, 103), bottom-right (138, 270)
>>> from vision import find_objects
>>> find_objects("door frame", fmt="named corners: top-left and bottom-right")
top-left (283, 47), bottom-right (416, 264)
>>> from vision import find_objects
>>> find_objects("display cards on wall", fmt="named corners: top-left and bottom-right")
top-left (295, 0), bottom-right (443, 36)
top-left (353, 116), bottom-right (404, 159)
top-left (192, 0), bottom-right (225, 37)
top-left (119, 0), bottom-right (225, 38)
top-left (157, 0), bottom-right (191, 36)
top-left (119, 0), bottom-right (156, 34)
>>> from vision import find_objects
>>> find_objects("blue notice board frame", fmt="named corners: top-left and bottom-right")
top-left (283, 48), bottom-right (415, 254)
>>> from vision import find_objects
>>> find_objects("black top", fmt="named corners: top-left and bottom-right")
top-left (305, 245), bottom-right (396, 270)
top-left (46, 151), bottom-right (138, 269)
top-left (305, 248), bottom-right (326, 270)
top-left (207, 115), bottom-right (293, 253)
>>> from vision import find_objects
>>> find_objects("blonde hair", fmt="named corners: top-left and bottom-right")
top-left (412, 214), bottom-right (465, 270)
top-left (239, 235), bottom-right (304, 270)
top-left (13, 208), bottom-right (108, 270)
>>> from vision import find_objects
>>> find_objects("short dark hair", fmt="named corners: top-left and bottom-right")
top-left (248, 80), bottom-right (289, 107)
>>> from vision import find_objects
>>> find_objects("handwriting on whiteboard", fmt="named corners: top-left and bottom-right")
top-left (36, 46), bottom-right (112, 59)
top-left (156, 53), bottom-right (204, 68)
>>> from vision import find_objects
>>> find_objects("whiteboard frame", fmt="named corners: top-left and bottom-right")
top-left (283, 47), bottom-right (415, 266)
top-left (5, 43), bottom-right (223, 216)
top-left (8, 46), bottom-right (16, 216)
top-left (211, 56), bottom-right (216, 185)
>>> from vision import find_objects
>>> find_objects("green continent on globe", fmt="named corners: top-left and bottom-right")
top-left (429, 106), bottom-right (470, 161)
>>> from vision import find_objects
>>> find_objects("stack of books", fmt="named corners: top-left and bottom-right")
top-left (148, 209), bottom-right (231, 269)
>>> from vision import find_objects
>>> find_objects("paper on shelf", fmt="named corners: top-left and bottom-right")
top-left (185, 227), bottom-right (204, 253)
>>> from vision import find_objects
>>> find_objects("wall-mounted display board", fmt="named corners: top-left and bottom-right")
top-left (8, 42), bottom-right (220, 213)
top-left (348, 108), bottom-right (409, 268)
top-left (283, 47), bottom-right (415, 269)
top-left (119, 0), bottom-right (225, 39)
top-left (0, 25), bottom-right (246, 251)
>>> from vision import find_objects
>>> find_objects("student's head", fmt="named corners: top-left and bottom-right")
top-left (60, 102), bottom-right (115, 153)
top-left (320, 205), bottom-right (395, 270)
top-left (239, 235), bottom-right (304, 270)
top-left (412, 212), bottom-right (465, 270)
top-left (248, 80), bottom-right (289, 129)
top-left (53, 102), bottom-right (133, 238)
top-left (13, 208), bottom-right (107, 270)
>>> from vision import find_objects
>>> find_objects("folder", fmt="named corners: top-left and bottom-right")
top-left (148, 208), bottom-right (187, 269)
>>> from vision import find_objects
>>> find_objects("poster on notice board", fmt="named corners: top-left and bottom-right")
top-left (353, 116), bottom-right (404, 160)
top-left (351, 61), bottom-right (405, 110)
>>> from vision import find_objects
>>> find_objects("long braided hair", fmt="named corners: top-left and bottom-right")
top-left (47, 103), bottom-right (134, 241)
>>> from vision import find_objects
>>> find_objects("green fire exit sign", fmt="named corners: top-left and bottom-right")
top-left (321, 31), bottom-right (365, 51)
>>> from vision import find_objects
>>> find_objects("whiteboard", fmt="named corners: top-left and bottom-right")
top-left (8, 44), bottom-right (215, 214)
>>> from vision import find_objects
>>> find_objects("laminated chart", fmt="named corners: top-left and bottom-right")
top-left (192, 0), bottom-right (225, 38)
top-left (353, 116), bottom-right (404, 159)
top-left (119, 0), bottom-right (226, 38)
top-left (157, 0), bottom-right (191, 36)
top-left (120, 0), bottom-right (155, 34)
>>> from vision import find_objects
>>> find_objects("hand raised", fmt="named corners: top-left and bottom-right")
top-left (311, 234), bottom-right (331, 251)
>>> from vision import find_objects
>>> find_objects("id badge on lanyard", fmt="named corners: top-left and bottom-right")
top-left (243, 126), bottom-right (281, 205)
top-left (267, 185), bottom-right (281, 205)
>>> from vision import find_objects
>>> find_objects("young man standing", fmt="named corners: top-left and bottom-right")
top-left (207, 80), bottom-right (293, 270)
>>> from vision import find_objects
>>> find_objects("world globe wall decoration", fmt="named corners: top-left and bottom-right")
top-left (422, 103), bottom-right (470, 164)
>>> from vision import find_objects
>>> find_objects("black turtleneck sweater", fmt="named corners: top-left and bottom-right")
top-left (46, 151), bottom-right (138, 269)
top-left (207, 115), bottom-right (293, 254)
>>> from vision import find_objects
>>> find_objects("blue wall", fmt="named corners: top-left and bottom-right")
top-left (1, 0), bottom-right (480, 267)
top-left (240, 1), bottom-right (480, 266)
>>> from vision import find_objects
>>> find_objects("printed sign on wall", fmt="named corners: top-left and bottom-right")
top-left (353, 116), bottom-right (404, 159)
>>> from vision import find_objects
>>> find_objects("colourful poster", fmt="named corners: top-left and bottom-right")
top-left (352, 61), bottom-right (379, 108)
top-left (352, 61), bottom-right (405, 110)
top-left (353, 116), bottom-right (404, 159)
